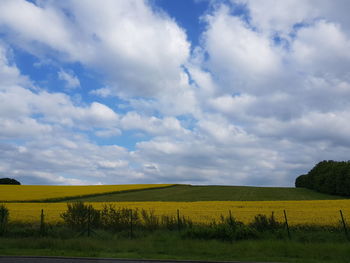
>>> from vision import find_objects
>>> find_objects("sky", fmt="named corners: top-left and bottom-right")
top-left (0, 0), bottom-right (350, 186)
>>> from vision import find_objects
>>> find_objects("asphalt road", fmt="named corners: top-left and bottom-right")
top-left (0, 256), bottom-right (276, 263)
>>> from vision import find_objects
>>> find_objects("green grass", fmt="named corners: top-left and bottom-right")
top-left (68, 185), bottom-right (345, 202)
top-left (0, 232), bottom-right (349, 263)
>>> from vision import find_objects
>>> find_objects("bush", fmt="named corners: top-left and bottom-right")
top-left (100, 204), bottom-right (139, 231)
top-left (0, 204), bottom-right (9, 235)
top-left (160, 215), bottom-right (179, 230)
top-left (184, 214), bottom-right (257, 241)
top-left (141, 209), bottom-right (159, 231)
top-left (249, 213), bottom-right (282, 232)
top-left (60, 202), bottom-right (100, 232)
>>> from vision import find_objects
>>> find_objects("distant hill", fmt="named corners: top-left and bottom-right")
top-left (67, 184), bottom-right (345, 202)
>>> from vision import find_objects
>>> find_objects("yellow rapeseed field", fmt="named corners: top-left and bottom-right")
top-left (4, 200), bottom-right (350, 226)
top-left (0, 184), bottom-right (173, 201)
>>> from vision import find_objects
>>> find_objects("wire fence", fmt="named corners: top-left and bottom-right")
top-left (1, 203), bottom-right (349, 241)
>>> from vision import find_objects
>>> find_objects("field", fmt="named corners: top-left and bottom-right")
top-left (4, 199), bottom-right (350, 226)
top-left (69, 184), bottom-right (345, 202)
top-left (0, 184), bottom-right (349, 226)
top-left (1, 184), bottom-right (350, 262)
top-left (0, 184), bottom-right (174, 202)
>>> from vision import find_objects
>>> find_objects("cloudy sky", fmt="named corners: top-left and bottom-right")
top-left (0, 0), bottom-right (350, 186)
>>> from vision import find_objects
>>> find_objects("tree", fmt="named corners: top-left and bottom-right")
top-left (0, 178), bottom-right (21, 185)
top-left (295, 161), bottom-right (350, 196)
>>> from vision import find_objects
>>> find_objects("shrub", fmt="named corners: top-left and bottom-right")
top-left (0, 204), bottom-right (9, 235)
top-left (249, 213), bottom-right (282, 232)
top-left (60, 202), bottom-right (100, 231)
top-left (100, 204), bottom-right (139, 231)
top-left (141, 209), bottom-right (159, 231)
top-left (160, 215), bottom-right (178, 230)
top-left (184, 214), bottom-right (257, 241)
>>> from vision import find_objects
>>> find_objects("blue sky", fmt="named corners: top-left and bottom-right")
top-left (1, 0), bottom-right (350, 186)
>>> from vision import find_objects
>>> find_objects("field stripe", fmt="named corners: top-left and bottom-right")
top-left (5, 200), bottom-right (350, 226)
top-left (0, 184), bottom-right (176, 202)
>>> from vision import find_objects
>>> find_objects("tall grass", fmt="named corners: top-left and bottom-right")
top-left (0, 233), bottom-right (349, 263)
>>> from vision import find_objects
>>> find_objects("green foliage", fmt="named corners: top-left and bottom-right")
top-left (0, 178), bottom-right (21, 185)
top-left (100, 204), bottom-right (139, 231)
top-left (0, 204), bottom-right (9, 235)
top-left (60, 202), bottom-right (100, 231)
top-left (160, 214), bottom-right (178, 230)
top-left (184, 214), bottom-right (258, 241)
top-left (61, 202), bottom-right (193, 233)
top-left (249, 213), bottom-right (282, 232)
top-left (295, 160), bottom-right (350, 196)
top-left (140, 209), bottom-right (159, 231)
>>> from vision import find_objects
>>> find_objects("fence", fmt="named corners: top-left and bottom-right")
top-left (0, 203), bottom-right (349, 241)
top-left (4, 200), bottom-right (350, 226)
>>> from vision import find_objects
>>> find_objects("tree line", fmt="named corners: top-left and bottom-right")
top-left (0, 178), bottom-right (21, 185)
top-left (295, 160), bottom-right (350, 196)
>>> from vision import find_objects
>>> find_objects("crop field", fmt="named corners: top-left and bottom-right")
top-left (71, 184), bottom-right (345, 202)
top-left (0, 184), bottom-right (174, 202)
top-left (4, 200), bottom-right (350, 226)
top-left (1, 184), bottom-right (349, 227)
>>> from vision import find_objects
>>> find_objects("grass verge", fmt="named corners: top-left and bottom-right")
top-left (0, 232), bottom-right (349, 263)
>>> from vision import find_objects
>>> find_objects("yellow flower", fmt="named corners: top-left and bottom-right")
top-left (5, 200), bottom-right (350, 226)
top-left (0, 184), bottom-right (173, 201)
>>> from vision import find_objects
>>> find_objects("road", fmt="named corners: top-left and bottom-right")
top-left (0, 256), bottom-right (276, 263)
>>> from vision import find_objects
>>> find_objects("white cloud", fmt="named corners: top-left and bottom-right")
top-left (239, 0), bottom-right (316, 34)
top-left (202, 5), bottom-right (282, 93)
top-left (89, 87), bottom-right (113, 98)
top-left (291, 20), bottom-right (350, 77)
top-left (0, 0), bottom-right (78, 57)
top-left (95, 129), bottom-right (121, 138)
top-left (239, 0), bottom-right (350, 35)
top-left (58, 69), bottom-right (80, 89)
top-left (120, 112), bottom-right (190, 137)
top-left (1, 1), bottom-right (350, 187)
top-left (0, 0), bottom-right (191, 98)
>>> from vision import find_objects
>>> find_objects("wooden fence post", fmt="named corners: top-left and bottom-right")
top-left (177, 209), bottom-right (180, 231)
top-left (340, 210), bottom-right (349, 241)
top-left (87, 206), bottom-right (91, 237)
top-left (0, 207), bottom-right (8, 236)
top-left (229, 210), bottom-right (234, 226)
top-left (40, 209), bottom-right (45, 236)
top-left (284, 210), bottom-right (291, 240)
top-left (130, 209), bottom-right (133, 238)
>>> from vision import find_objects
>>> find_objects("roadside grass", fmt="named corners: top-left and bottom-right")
top-left (70, 185), bottom-right (345, 202)
top-left (1, 205), bottom-right (349, 263)
top-left (0, 231), bottom-right (349, 263)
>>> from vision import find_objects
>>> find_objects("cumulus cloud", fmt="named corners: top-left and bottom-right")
top-left (120, 112), bottom-right (190, 137)
top-left (0, 0), bottom-right (191, 98)
top-left (0, 42), bottom-right (132, 184)
top-left (58, 69), bottom-right (80, 89)
top-left (291, 20), bottom-right (350, 77)
top-left (201, 5), bottom-right (282, 95)
top-left (240, 0), bottom-right (350, 34)
top-left (1, 0), bottom-right (350, 186)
